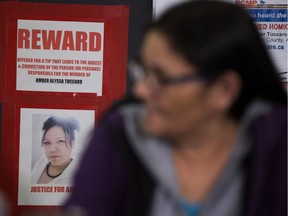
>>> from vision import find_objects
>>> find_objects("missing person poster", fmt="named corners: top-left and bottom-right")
top-left (232, 0), bottom-right (288, 82)
top-left (16, 20), bottom-right (104, 95)
top-left (18, 108), bottom-right (95, 206)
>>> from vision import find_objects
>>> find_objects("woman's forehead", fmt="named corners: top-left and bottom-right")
top-left (141, 31), bottom-right (197, 75)
top-left (141, 31), bottom-right (169, 60)
top-left (44, 126), bottom-right (65, 135)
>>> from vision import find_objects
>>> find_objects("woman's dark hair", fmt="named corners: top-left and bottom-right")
top-left (147, 0), bottom-right (287, 120)
top-left (42, 116), bottom-right (80, 147)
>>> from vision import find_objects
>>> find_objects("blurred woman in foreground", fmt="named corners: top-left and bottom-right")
top-left (64, 1), bottom-right (287, 216)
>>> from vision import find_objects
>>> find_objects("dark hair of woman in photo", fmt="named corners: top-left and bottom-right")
top-left (63, 1), bottom-right (287, 216)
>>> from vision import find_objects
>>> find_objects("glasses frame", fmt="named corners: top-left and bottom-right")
top-left (129, 61), bottom-right (205, 90)
top-left (153, 73), bottom-right (205, 86)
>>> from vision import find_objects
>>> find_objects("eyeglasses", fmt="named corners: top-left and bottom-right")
top-left (129, 60), bottom-right (205, 90)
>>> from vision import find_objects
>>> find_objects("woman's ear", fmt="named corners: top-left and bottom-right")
top-left (208, 70), bottom-right (242, 112)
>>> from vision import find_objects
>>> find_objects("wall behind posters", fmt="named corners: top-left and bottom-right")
top-left (153, 0), bottom-right (188, 18)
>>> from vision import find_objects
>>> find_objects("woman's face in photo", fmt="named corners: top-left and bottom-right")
top-left (42, 126), bottom-right (72, 166)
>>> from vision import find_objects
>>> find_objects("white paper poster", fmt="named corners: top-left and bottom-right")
top-left (18, 108), bottom-right (95, 205)
top-left (16, 20), bottom-right (104, 95)
top-left (230, 0), bottom-right (288, 82)
top-left (247, 5), bottom-right (287, 82)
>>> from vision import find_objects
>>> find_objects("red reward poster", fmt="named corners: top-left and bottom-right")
top-left (0, 2), bottom-right (128, 215)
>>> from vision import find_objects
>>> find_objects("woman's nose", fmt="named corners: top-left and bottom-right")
top-left (50, 142), bottom-right (58, 151)
top-left (133, 79), bottom-right (153, 101)
top-left (133, 80), bottom-right (150, 101)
